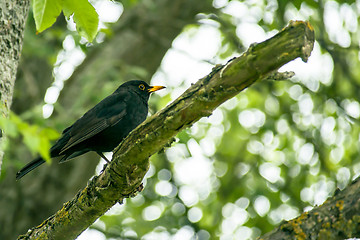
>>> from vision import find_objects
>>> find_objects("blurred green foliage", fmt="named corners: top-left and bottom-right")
top-left (0, 112), bottom-right (59, 165)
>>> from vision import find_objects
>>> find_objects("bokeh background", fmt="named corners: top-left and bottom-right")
top-left (1, 0), bottom-right (360, 239)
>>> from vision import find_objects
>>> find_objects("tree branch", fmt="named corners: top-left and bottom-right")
top-left (260, 177), bottom-right (360, 239)
top-left (18, 20), bottom-right (315, 240)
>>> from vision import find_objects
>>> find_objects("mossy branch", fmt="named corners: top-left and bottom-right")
top-left (18, 21), bottom-right (315, 240)
top-left (260, 177), bottom-right (360, 239)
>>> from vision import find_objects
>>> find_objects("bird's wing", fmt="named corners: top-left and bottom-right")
top-left (59, 93), bottom-right (128, 154)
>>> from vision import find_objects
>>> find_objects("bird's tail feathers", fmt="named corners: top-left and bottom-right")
top-left (16, 157), bottom-right (46, 180)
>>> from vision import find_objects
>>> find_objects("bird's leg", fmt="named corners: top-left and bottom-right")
top-left (97, 152), bottom-right (111, 163)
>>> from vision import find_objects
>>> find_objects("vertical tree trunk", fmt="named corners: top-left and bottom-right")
top-left (0, 0), bottom-right (30, 169)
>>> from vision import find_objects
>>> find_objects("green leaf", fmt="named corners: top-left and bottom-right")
top-left (22, 126), bottom-right (41, 155)
top-left (32, 0), bottom-right (62, 33)
top-left (0, 116), bottom-right (18, 138)
top-left (4, 112), bottom-right (60, 162)
top-left (38, 128), bottom-right (60, 161)
top-left (63, 0), bottom-right (99, 42)
top-left (38, 133), bottom-right (52, 161)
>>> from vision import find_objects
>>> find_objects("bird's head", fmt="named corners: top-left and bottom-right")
top-left (117, 80), bottom-right (165, 100)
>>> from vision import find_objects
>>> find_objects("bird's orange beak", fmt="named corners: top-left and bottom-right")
top-left (148, 85), bottom-right (166, 93)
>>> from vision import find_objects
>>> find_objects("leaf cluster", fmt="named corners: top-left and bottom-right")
top-left (32, 0), bottom-right (98, 41)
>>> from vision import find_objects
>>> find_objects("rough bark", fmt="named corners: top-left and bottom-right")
top-left (18, 21), bottom-right (315, 240)
top-left (11, 14), bottom-right (67, 114)
top-left (260, 177), bottom-right (360, 240)
top-left (0, 0), bottom-right (30, 169)
top-left (0, 1), bottom-right (214, 239)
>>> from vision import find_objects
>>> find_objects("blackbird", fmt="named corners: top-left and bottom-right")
top-left (16, 80), bottom-right (165, 180)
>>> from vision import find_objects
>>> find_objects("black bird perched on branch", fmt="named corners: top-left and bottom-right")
top-left (16, 80), bottom-right (165, 180)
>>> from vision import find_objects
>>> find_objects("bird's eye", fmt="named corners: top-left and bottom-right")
top-left (139, 84), bottom-right (145, 91)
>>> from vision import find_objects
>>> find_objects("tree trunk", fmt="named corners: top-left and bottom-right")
top-left (0, 0), bottom-right (30, 169)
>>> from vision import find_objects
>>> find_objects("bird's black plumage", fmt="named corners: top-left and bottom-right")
top-left (16, 80), bottom-right (165, 180)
